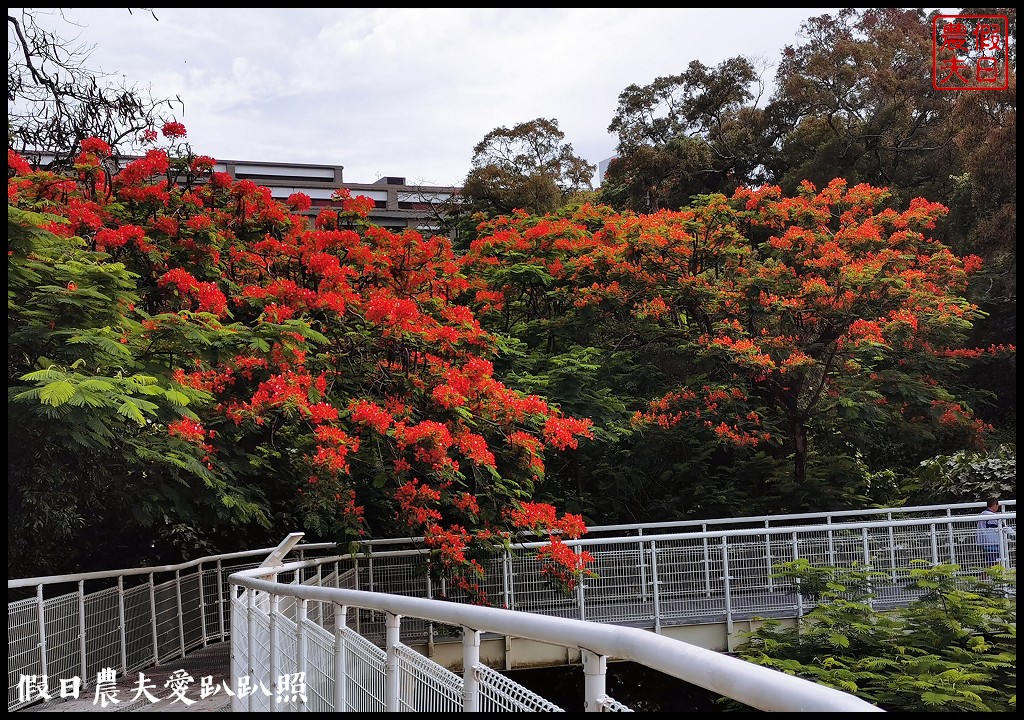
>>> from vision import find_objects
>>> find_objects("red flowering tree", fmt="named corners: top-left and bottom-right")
top-left (8, 125), bottom-right (594, 593)
top-left (460, 181), bottom-right (1011, 506)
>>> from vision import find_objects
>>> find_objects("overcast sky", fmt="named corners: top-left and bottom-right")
top-left (13, 8), bottom-right (860, 187)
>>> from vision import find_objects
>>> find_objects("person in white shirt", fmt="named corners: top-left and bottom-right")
top-left (977, 497), bottom-right (1016, 567)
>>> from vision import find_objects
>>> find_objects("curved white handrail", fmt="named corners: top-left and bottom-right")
top-left (230, 557), bottom-right (884, 712)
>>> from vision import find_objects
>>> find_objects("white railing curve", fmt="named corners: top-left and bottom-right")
top-left (228, 553), bottom-right (884, 712)
top-left (8, 501), bottom-right (1015, 712)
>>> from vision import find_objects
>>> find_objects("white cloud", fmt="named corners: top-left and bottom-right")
top-left (20, 7), bottom-right (927, 186)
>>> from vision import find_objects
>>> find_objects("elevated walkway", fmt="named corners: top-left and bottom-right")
top-left (8, 501), bottom-right (1016, 712)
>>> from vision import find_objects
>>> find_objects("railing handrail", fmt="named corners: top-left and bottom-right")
top-left (9, 505), bottom-right (1015, 589)
top-left (6, 542), bottom-right (338, 590)
top-left (581, 499), bottom-right (1017, 535)
top-left (230, 564), bottom-right (885, 712)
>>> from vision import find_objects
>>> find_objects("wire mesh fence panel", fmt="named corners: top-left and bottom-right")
top-left (507, 553), bottom-right (579, 618)
top-left (357, 554), bottom-right (430, 598)
top-left (7, 598), bottom-right (43, 711)
top-left (42, 591), bottom-right (81, 687)
top-left (122, 582), bottom-right (156, 672)
top-left (395, 643), bottom-right (463, 711)
top-left (340, 626), bottom-right (387, 712)
top-left (83, 586), bottom-right (120, 679)
top-left (200, 568), bottom-right (224, 641)
top-left (649, 539), bottom-right (727, 622)
top-left (229, 593), bottom-right (247, 712)
top-left (178, 572), bottom-right (204, 653)
top-left (247, 598), bottom-right (275, 712)
top-left (220, 561), bottom-right (261, 641)
top-left (475, 663), bottom-right (564, 712)
top-left (153, 579), bottom-right (181, 664)
top-left (123, 583), bottom-right (155, 672)
top-left (466, 552), bottom-right (509, 607)
top-left (354, 556), bottom-right (431, 643)
top-left (303, 623), bottom-right (336, 712)
top-left (577, 541), bottom-right (651, 624)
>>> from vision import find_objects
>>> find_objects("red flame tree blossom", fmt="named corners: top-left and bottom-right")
top-left (461, 180), bottom-right (1010, 490)
top-left (8, 129), bottom-right (594, 597)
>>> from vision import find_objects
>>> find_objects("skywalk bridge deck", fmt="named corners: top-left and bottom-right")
top-left (8, 501), bottom-right (1016, 712)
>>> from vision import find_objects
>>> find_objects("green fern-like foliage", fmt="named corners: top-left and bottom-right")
top-left (8, 205), bottom-right (268, 576)
top-left (732, 560), bottom-right (1016, 712)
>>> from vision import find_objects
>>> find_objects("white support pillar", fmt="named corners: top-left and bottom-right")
top-left (581, 650), bottom-right (607, 712)
top-left (385, 613), bottom-right (401, 712)
top-left (462, 627), bottom-right (481, 711)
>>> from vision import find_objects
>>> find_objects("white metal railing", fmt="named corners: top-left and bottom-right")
top-left (8, 501), bottom-right (1015, 711)
top-left (229, 557), bottom-right (883, 712)
top-left (6, 543), bottom-right (335, 712)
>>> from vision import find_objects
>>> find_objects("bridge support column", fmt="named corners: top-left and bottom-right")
top-left (582, 650), bottom-right (606, 712)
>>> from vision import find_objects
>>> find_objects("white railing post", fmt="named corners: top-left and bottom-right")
top-left (887, 512), bottom-right (898, 581)
top-left (576, 545), bottom-right (586, 621)
top-left (462, 627), bottom-right (481, 711)
top-left (930, 523), bottom-right (940, 566)
top-left (117, 576), bottom-right (127, 674)
top-left (721, 536), bottom-right (733, 635)
top-left (149, 573), bottom-right (159, 664)
top-left (385, 612), bottom-right (401, 712)
top-left (861, 527), bottom-right (873, 609)
top-left (791, 532), bottom-right (803, 619)
top-left (353, 558), bottom-right (362, 635)
top-left (269, 590), bottom-right (279, 713)
top-left (765, 521), bottom-right (775, 592)
top-left (333, 604), bottom-right (347, 712)
top-left (246, 588), bottom-right (257, 712)
top-left (36, 584), bottom-right (48, 681)
top-left (216, 559), bottom-right (226, 642)
top-left (581, 649), bottom-right (607, 712)
top-left (502, 549), bottom-right (512, 610)
top-left (701, 524), bottom-right (712, 597)
top-left (198, 563), bottom-right (207, 647)
top-left (650, 540), bottom-right (662, 634)
top-left (78, 580), bottom-right (87, 681)
top-left (826, 517), bottom-right (836, 567)
top-left (296, 598), bottom-right (309, 712)
top-left (175, 569), bottom-right (185, 659)
top-left (638, 529), bottom-right (648, 602)
top-left (945, 520), bottom-right (957, 567)
top-left (998, 518), bottom-right (1012, 569)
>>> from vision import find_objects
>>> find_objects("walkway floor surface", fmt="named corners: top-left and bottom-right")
top-left (24, 643), bottom-right (231, 713)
